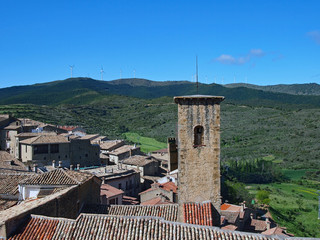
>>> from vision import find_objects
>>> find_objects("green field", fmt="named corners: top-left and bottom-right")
top-left (124, 132), bottom-right (167, 153)
top-left (248, 169), bottom-right (320, 238)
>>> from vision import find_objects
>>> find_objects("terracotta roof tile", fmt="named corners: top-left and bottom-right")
top-left (100, 184), bottom-right (124, 198)
top-left (140, 197), bottom-right (173, 206)
top-left (183, 202), bottom-right (214, 226)
top-left (19, 168), bottom-right (93, 186)
top-left (19, 135), bottom-right (69, 145)
top-left (107, 204), bottom-right (178, 221)
top-left (0, 151), bottom-right (29, 173)
top-left (8, 214), bottom-right (280, 240)
top-left (122, 155), bottom-right (158, 167)
top-left (0, 173), bottom-right (36, 195)
top-left (99, 140), bottom-right (124, 151)
top-left (250, 219), bottom-right (268, 231)
top-left (109, 145), bottom-right (139, 156)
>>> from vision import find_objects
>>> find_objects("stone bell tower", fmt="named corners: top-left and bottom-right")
top-left (174, 95), bottom-right (224, 224)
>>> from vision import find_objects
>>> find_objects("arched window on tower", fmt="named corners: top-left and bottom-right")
top-left (194, 125), bottom-right (204, 147)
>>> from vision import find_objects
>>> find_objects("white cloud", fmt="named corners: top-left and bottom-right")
top-left (249, 49), bottom-right (265, 57)
top-left (214, 54), bottom-right (237, 64)
top-left (307, 30), bottom-right (320, 45)
top-left (214, 49), bottom-right (265, 65)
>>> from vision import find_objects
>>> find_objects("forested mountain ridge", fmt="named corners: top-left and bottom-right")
top-left (1, 78), bottom-right (320, 108)
top-left (225, 82), bottom-right (320, 96)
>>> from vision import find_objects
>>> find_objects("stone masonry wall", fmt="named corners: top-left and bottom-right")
top-left (175, 96), bottom-right (224, 226)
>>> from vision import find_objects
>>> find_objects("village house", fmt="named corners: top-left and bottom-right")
top-left (80, 165), bottom-right (141, 197)
top-left (139, 181), bottom-right (178, 205)
top-left (122, 155), bottom-right (160, 176)
top-left (19, 135), bottom-right (70, 166)
top-left (108, 144), bottom-right (141, 164)
top-left (220, 203), bottom-right (255, 231)
top-left (0, 115), bottom-right (17, 151)
top-left (18, 135), bottom-right (100, 168)
top-left (18, 168), bottom-right (101, 202)
top-left (100, 183), bottom-right (124, 205)
top-left (99, 139), bottom-right (125, 153)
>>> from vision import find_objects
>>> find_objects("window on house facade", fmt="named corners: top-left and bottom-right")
top-left (34, 144), bottom-right (48, 154)
top-left (194, 125), bottom-right (204, 147)
top-left (50, 144), bottom-right (59, 153)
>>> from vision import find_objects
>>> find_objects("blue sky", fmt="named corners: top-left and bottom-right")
top-left (0, 0), bottom-right (319, 88)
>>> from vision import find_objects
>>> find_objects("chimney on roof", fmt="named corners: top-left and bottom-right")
top-left (33, 164), bottom-right (38, 173)
top-left (250, 213), bottom-right (253, 220)
top-left (77, 163), bottom-right (80, 170)
top-left (58, 161), bottom-right (62, 168)
top-left (52, 160), bottom-right (56, 168)
top-left (70, 165), bottom-right (73, 170)
top-left (266, 218), bottom-right (271, 230)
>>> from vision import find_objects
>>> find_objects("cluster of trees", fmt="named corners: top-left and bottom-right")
top-left (221, 158), bottom-right (284, 184)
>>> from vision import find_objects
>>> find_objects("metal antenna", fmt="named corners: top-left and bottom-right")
top-left (100, 66), bottom-right (104, 80)
top-left (69, 65), bottom-right (74, 78)
top-left (196, 55), bottom-right (198, 94)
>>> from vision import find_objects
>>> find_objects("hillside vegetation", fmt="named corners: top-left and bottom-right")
top-left (225, 82), bottom-right (320, 96)
top-left (1, 78), bottom-right (320, 173)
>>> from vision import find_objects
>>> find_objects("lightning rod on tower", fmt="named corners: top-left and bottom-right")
top-left (196, 55), bottom-right (198, 94)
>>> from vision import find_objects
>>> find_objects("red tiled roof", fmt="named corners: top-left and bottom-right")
top-left (161, 181), bottom-right (178, 193)
top-left (100, 184), bottom-right (124, 198)
top-left (140, 181), bottom-right (178, 195)
top-left (221, 224), bottom-right (238, 231)
top-left (221, 203), bottom-right (231, 210)
top-left (262, 227), bottom-right (293, 237)
top-left (250, 219), bottom-right (268, 231)
top-left (122, 196), bottom-right (139, 205)
top-left (140, 197), bottom-right (172, 206)
top-left (221, 203), bottom-right (242, 212)
top-left (58, 126), bottom-right (79, 131)
top-left (8, 214), bottom-right (278, 240)
top-left (183, 202), bottom-right (214, 226)
top-left (8, 215), bottom-right (75, 240)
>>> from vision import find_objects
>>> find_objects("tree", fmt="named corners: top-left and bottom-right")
top-left (256, 190), bottom-right (271, 205)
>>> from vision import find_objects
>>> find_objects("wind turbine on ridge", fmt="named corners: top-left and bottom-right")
top-left (69, 65), bottom-right (74, 78)
top-left (100, 66), bottom-right (104, 80)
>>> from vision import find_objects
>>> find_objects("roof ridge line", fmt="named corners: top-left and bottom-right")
top-left (60, 169), bottom-right (82, 185)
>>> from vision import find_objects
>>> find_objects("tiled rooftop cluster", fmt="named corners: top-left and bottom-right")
top-left (183, 202), bottom-right (214, 226)
top-left (8, 214), bottom-right (285, 240)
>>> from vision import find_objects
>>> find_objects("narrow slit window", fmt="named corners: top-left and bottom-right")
top-left (194, 125), bottom-right (204, 147)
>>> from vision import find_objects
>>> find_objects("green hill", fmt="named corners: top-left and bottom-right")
top-left (1, 78), bottom-right (320, 172)
top-left (2, 78), bottom-right (320, 108)
top-left (225, 82), bottom-right (320, 96)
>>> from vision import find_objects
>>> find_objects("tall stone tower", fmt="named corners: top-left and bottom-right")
top-left (174, 95), bottom-right (224, 224)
